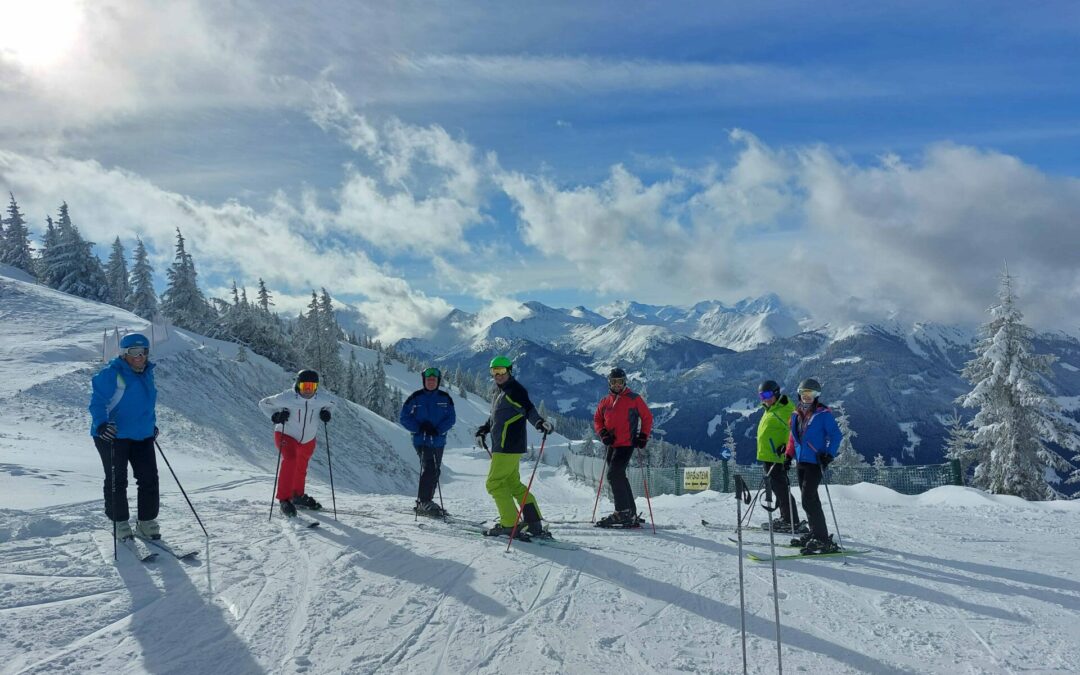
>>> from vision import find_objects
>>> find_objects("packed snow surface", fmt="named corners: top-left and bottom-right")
top-left (3, 274), bottom-right (1080, 674)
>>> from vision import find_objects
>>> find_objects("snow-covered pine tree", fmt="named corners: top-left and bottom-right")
top-left (365, 354), bottom-right (388, 414)
top-left (160, 229), bottom-right (216, 333)
top-left (235, 342), bottom-right (248, 362)
top-left (48, 203), bottom-right (109, 301)
top-left (722, 422), bottom-right (737, 462)
top-left (344, 350), bottom-right (359, 402)
top-left (316, 289), bottom-right (345, 390)
top-left (127, 237), bottom-right (158, 320)
top-left (256, 278), bottom-right (273, 312)
top-left (1, 193), bottom-right (35, 275)
top-left (831, 401), bottom-right (867, 468)
top-left (104, 237), bottom-right (131, 309)
top-left (942, 409), bottom-right (977, 483)
top-left (958, 266), bottom-right (1079, 500)
top-left (36, 216), bottom-right (58, 284)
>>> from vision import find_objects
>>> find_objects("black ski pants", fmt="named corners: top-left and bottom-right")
top-left (606, 446), bottom-right (637, 514)
top-left (95, 436), bottom-right (159, 522)
top-left (416, 445), bottom-right (444, 503)
top-left (797, 462), bottom-right (829, 540)
top-left (764, 461), bottom-right (800, 524)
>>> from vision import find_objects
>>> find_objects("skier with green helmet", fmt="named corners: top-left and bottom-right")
top-left (475, 355), bottom-right (555, 541)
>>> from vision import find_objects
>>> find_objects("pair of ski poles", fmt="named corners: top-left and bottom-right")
top-left (269, 423), bottom-right (338, 521)
top-left (589, 444), bottom-right (656, 534)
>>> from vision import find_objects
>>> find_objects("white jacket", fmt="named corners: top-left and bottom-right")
top-left (258, 389), bottom-right (336, 443)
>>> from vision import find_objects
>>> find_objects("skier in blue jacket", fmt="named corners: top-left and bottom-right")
top-left (785, 377), bottom-right (843, 554)
top-left (88, 333), bottom-right (160, 542)
top-left (399, 367), bottom-right (456, 516)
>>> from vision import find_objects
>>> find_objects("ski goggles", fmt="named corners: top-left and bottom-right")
top-left (422, 367), bottom-right (441, 378)
top-left (759, 390), bottom-right (776, 401)
top-left (123, 346), bottom-right (149, 358)
top-left (608, 377), bottom-right (626, 386)
top-left (297, 381), bottom-right (318, 394)
top-left (798, 389), bottom-right (820, 398)
top-left (489, 366), bottom-right (509, 376)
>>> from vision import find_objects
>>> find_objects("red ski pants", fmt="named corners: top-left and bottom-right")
top-left (275, 432), bottom-right (316, 501)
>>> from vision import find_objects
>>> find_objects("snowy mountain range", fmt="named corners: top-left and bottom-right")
top-left (393, 294), bottom-right (1080, 474)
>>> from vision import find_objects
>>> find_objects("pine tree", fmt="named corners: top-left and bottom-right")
top-left (104, 237), bottom-right (131, 309)
top-left (46, 203), bottom-right (109, 301)
top-left (345, 350), bottom-right (359, 402)
top-left (832, 401), bottom-right (867, 467)
top-left (942, 409), bottom-right (977, 482)
top-left (128, 237), bottom-right (158, 320)
top-left (958, 266), bottom-right (1079, 500)
top-left (256, 278), bottom-right (273, 312)
top-left (36, 216), bottom-right (58, 283)
top-left (873, 454), bottom-right (886, 468)
top-left (1, 193), bottom-right (35, 274)
top-left (723, 422), bottom-right (737, 463)
top-left (236, 343), bottom-right (248, 362)
top-left (365, 354), bottom-right (388, 414)
top-left (160, 228), bottom-right (217, 333)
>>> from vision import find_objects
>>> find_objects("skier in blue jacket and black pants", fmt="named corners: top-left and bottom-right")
top-left (399, 367), bottom-right (456, 517)
top-left (785, 377), bottom-right (843, 554)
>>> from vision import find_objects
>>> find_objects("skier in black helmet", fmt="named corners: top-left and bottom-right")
top-left (592, 367), bottom-right (653, 528)
top-left (756, 379), bottom-right (805, 534)
top-left (785, 378), bottom-right (843, 554)
top-left (399, 366), bottom-right (456, 517)
top-left (258, 369), bottom-right (336, 517)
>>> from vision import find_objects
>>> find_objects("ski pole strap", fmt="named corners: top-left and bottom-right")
top-left (734, 474), bottom-right (751, 504)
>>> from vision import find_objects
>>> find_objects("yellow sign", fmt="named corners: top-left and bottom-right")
top-left (683, 467), bottom-right (711, 492)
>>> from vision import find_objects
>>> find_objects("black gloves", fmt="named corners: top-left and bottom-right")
top-left (536, 419), bottom-right (554, 435)
top-left (271, 410), bottom-right (290, 425)
top-left (634, 432), bottom-right (648, 449)
top-left (320, 409), bottom-right (332, 423)
top-left (475, 423), bottom-right (490, 451)
top-left (419, 421), bottom-right (437, 436)
top-left (153, 426), bottom-right (160, 439)
top-left (817, 451), bottom-right (833, 469)
top-left (598, 428), bottom-right (615, 446)
top-left (97, 422), bottom-right (117, 441)
top-left (783, 457), bottom-right (792, 471)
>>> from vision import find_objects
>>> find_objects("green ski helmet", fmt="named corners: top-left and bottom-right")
top-left (489, 355), bottom-right (513, 370)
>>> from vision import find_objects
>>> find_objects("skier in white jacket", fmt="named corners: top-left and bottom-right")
top-left (259, 369), bottom-right (336, 517)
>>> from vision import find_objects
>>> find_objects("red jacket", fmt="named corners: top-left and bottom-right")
top-left (593, 388), bottom-right (654, 447)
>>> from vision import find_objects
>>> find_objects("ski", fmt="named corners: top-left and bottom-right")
top-left (134, 534), bottom-right (200, 560)
top-left (282, 515), bottom-right (320, 529)
top-left (728, 537), bottom-right (801, 549)
top-left (120, 536), bottom-right (158, 563)
top-left (415, 519), bottom-right (589, 551)
top-left (747, 548), bottom-right (870, 562)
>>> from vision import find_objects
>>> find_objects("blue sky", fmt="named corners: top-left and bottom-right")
top-left (2, 1), bottom-right (1079, 340)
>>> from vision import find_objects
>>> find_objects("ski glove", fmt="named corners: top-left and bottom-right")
top-left (783, 457), bottom-right (792, 471)
top-left (535, 419), bottom-right (554, 435)
top-left (153, 426), bottom-right (160, 440)
top-left (475, 423), bottom-right (490, 451)
top-left (633, 432), bottom-right (648, 449)
top-left (598, 428), bottom-right (615, 446)
top-left (419, 421), bottom-right (437, 436)
top-left (320, 409), bottom-right (332, 423)
top-left (817, 451), bottom-right (833, 468)
top-left (271, 410), bottom-right (290, 425)
top-left (97, 422), bottom-right (117, 441)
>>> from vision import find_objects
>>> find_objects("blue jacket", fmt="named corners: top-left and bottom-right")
top-left (787, 402), bottom-right (842, 464)
top-left (399, 388), bottom-right (456, 449)
top-left (89, 357), bottom-right (157, 440)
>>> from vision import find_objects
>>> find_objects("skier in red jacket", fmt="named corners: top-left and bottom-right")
top-left (592, 367), bottom-right (654, 528)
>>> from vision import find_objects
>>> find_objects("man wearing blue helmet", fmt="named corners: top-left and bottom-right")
top-left (88, 332), bottom-right (160, 542)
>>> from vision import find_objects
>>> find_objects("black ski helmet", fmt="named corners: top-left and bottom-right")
top-left (608, 367), bottom-right (627, 381)
top-left (758, 380), bottom-right (781, 397)
top-left (797, 377), bottom-right (822, 394)
top-left (422, 366), bottom-right (442, 387)
top-left (295, 369), bottom-right (319, 392)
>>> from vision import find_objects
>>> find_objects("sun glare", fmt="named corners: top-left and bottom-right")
top-left (0, 0), bottom-right (83, 71)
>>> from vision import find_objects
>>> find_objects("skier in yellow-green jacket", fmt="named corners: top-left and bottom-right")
top-left (475, 355), bottom-right (555, 541)
top-left (756, 379), bottom-right (804, 534)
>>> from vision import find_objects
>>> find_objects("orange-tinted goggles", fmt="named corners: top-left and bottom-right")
top-left (298, 381), bottom-right (318, 394)
top-left (490, 366), bottom-right (509, 376)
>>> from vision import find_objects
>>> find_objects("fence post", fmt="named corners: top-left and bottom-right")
top-left (949, 459), bottom-right (963, 486)
top-left (722, 460), bottom-right (730, 493)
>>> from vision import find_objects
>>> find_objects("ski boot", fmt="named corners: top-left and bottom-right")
top-left (523, 503), bottom-right (549, 538)
top-left (114, 520), bottom-right (134, 541)
top-left (483, 523), bottom-right (531, 541)
top-left (800, 534), bottom-right (840, 555)
top-left (294, 494), bottom-right (323, 511)
top-left (596, 509), bottom-right (641, 529)
top-left (136, 519), bottom-right (160, 540)
top-left (790, 531), bottom-right (813, 548)
top-left (279, 499), bottom-right (298, 518)
top-left (414, 500), bottom-right (447, 518)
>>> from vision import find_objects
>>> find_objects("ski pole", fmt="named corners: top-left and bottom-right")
top-left (323, 425), bottom-right (337, 521)
top-left (155, 440), bottom-right (208, 539)
top-left (415, 450), bottom-right (423, 522)
top-left (591, 448), bottom-right (610, 524)
top-left (638, 448), bottom-right (656, 534)
top-left (506, 433), bottom-right (548, 552)
top-left (110, 440), bottom-right (117, 560)
top-left (821, 468), bottom-right (845, 552)
top-left (270, 435), bottom-right (283, 522)
top-left (760, 470), bottom-right (785, 674)
top-left (734, 474), bottom-right (751, 675)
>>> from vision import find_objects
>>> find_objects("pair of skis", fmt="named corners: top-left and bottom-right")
top-left (108, 532), bottom-right (200, 564)
top-left (703, 518), bottom-right (869, 562)
top-left (413, 512), bottom-right (587, 551)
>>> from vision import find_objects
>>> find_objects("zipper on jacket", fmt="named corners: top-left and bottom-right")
top-left (299, 399), bottom-right (310, 441)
